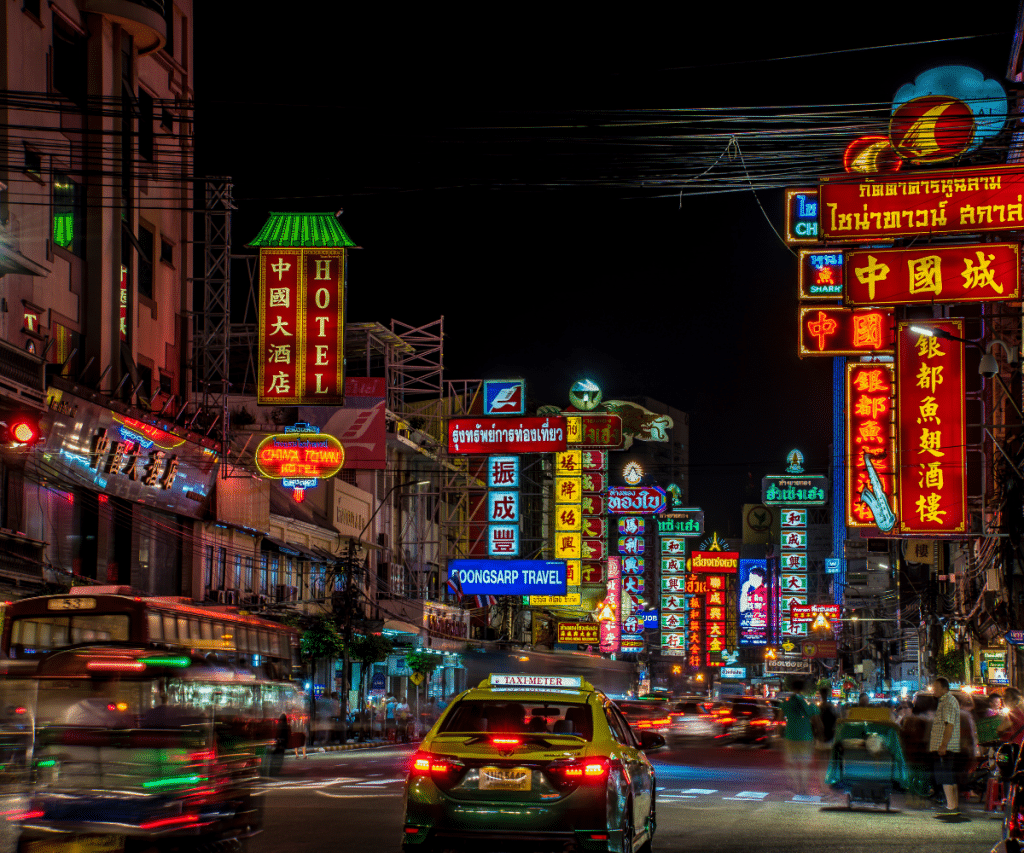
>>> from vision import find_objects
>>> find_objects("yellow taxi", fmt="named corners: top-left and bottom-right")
top-left (401, 674), bottom-right (662, 853)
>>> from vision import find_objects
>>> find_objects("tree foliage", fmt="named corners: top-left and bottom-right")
top-left (299, 615), bottom-right (344, 661)
top-left (937, 648), bottom-right (966, 681)
top-left (404, 648), bottom-right (441, 675)
top-left (347, 633), bottom-right (393, 665)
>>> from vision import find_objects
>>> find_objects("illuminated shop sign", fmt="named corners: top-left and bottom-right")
top-left (607, 486), bottom-right (667, 514)
top-left (656, 509), bottom-right (704, 537)
top-left (35, 389), bottom-right (218, 519)
top-left (600, 557), bottom-right (621, 654)
top-left (704, 574), bottom-right (727, 666)
top-left (819, 165), bottom-right (1024, 240)
top-left (790, 603), bottom-right (841, 623)
top-left (618, 516), bottom-right (645, 535)
top-left (762, 476), bottom-right (828, 506)
top-left (690, 551), bottom-right (739, 573)
top-left (896, 321), bottom-right (967, 535)
top-left (582, 494), bottom-right (605, 515)
top-left (662, 556), bottom-right (685, 575)
top-left (488, 455), bottom-right (520, 489)
top-left (846, 363), bottom-right (896, 529)
top-left (483, 379), bottom-right (525, 415)
top-left (557, 622), bottom-right (600, 644)
top-left (449, 559), bottom-right (567, 596)
top-left (798, 250), bottom-right (844, 300)
top-left (798, 307), bottom-right (895, 356)
top-left (258, 248), bottom-right (345, 405)
top-left (661, 537), bottom-right (686, 556)
top-left (566, 414), bottom-right (623, 448)
top-left (845, 243), bottom-right (1020, 306)
top-left (738, 559), bottom-right (769, 646)
top-left (582, 517), bottom-right (604, 538)
top-left (785, 188), bottom-right (820, 244)
top-left (449, 417), bottom-right (567, 454)
top-left (781, 508), bottom-right (807, 527)
top-left (488, 525), bottom-right (520, 556)
top-left (255, 426), bottom-right (344, 480)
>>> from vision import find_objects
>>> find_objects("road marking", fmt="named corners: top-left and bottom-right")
top-left (681, 789), bottom-right (717, 795)
top-left (723, 791), bottom-right (769, 801)
top-left (355, 779), bottom-right (403, 785)
top-left (316, 791), bottom-right (404, 799)
top-left (790, 795), bottom-right (821, 803)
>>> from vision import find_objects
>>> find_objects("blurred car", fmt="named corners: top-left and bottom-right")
top-left (724, 698), bottom-right (779, 745)
top-left (665, 698), bottom-right (731, 743)
top-left (614, 699), bottom-right (673, 739)
top-left (401, 674), bottom-right (661, 853)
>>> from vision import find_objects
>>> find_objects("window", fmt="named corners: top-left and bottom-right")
top-left (245, 556), bottom-right (254, 592)
top-left (260, 553), bottom-right (268, 594)
top-left (137, 224), bottom-right (154, 299)
top-left (234, 554), bottom-right (242, 590)
top-left (160, 237), bottom-right (174, 266)
top-left (139, 90), bottom-right (154, 162)
top-left (217, 546), bottom-right (227, 590)
top-left (23, 0), bottom-right (41, 19)
top-left (23, 146), bottom-right (41, 180)
top-left (161, 108), bottom-right (175, 132)
top-left (205, 545), bottom-right (214, 592)
top-left (53, 23), bottom-right (86, 105)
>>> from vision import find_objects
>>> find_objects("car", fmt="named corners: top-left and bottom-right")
top-left (402, 673), bottom-right (662, 853)
top-left (665, 698), bottom-right (730, 742)
top-left (724, 697), bottom-right (779, 745)
top-left (614, 699), bottom-right (674, 739)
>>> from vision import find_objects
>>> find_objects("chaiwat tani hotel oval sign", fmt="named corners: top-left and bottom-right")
top-left (256, 430), bottom-right (345, 479)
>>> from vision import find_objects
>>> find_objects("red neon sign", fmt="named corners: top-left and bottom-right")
top-left (846, 363), bottom-right (896, 529)
top-left (896, 321), bottom-right (967, 535)
top-left (255, 431), bottom-right (345, 480)
top-left (798, 307), bottom-right (895, 356)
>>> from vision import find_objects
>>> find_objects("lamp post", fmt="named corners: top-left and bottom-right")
top-left (337, 477), bottom-right (429, 743)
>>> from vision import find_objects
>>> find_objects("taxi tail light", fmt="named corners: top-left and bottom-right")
top-left (410, 751), bottom-right (462, 788)
top-left (750, 719), bottom-right (770, 726)
top-left (547, 757), bottom-right (615, 791)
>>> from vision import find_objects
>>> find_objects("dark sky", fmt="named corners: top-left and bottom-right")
top-left (194, 6), bottom-right (1017, 530)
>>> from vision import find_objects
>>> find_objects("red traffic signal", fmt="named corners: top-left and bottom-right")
top-left (0, 415), bottom-right (42, 446)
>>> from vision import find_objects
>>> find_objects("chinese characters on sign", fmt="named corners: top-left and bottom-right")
top-left (557, 622), bottom-right (600, 645)
top-left (798, 250), bottom-right (844, 300)
top-left (820, 166), bottom-right (1024, 240)
top-left (780, 504), bottom-right (807, 638)
top-left (798, 307), bottom-right (895, 356)
top-left (896, 321), bottom-right (967, 535)
top-left (565, 414), bottom-right (624, 448)
top-left (845, 243), bottom-right (1020, 306)
top-left (738, 559), bottom-right (769, 646)
top-left (600, 557), bottom-right (621, 654)
top-left (489, 455), bottom-right (521, 557)
top-left (258, 249), bottom-right (345, 405)
top-left (846, 363), bottom-right (896, 529)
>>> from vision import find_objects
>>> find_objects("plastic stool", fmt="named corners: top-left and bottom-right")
top-left (986, 777), bottom-right (1004, 811)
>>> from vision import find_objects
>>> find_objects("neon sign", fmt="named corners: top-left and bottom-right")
top-left (784, 189), bottom-right (819, 244)
top-left (798, 249), bottom-right (844, 300)
top-left (845, 362), bottom-right (896, 530)
top-left (256, 423), bottom-right (344, 500)
top-left (798, 307), bottom-right (895, 356)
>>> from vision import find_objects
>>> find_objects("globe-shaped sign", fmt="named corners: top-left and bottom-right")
top-left (569, 379), bottom-right (602, 411)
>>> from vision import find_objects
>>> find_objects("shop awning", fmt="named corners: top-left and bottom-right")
top-left (384, 618), bottom-right (422, 636)
top-left (260, 536), bottom-right (318, 559)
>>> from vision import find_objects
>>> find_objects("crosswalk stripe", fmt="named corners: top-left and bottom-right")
top-left (681, 788), bottom-right (717, 795)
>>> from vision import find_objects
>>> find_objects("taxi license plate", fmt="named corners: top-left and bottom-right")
top-left (479, 766), bottom-right (531, 791)
top-left (24, 836), bottom-right (125, 853)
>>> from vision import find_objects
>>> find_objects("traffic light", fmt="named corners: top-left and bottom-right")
top-left (0, 414), bottom-right (42, 446)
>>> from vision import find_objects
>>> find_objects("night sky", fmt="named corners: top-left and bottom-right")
top-left (194, 7), bottom-right (1017, 530)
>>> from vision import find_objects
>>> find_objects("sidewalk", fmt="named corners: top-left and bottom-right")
top-left (289, 738), bottom-right (415, 754)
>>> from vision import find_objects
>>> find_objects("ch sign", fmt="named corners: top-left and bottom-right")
top-left (449, 559), bottom-right (567, 596)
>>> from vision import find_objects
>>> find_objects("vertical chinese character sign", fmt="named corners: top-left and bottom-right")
top-left (896, 321), bottom-right (967, 534)
top-left (251, 213), bottom-right (355, 406)
top-left (488, 455), bottom-right (520, 556)
top-left (780, 508), bottom-right (808, 637)
top-left (660, 531), bottom-right (687, 657)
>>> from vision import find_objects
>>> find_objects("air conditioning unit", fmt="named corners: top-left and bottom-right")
top-left (275, 584), bottom-right (298, 602)
top-left (225, 590), bottom-right (238, 605)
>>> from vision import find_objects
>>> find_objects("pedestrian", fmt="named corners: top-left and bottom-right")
top-left (397, 696), bottom-right (411, 743)
top-left (954, 691), bottom-right (979, 798)
top-left (386, 694), bottom-right (397, 740)
top-left (858, 692), bottom-right (870, 708)
top-left (781, 677), bottom-right (820, 796)
top-left (815, 685), bottom-right (839, 796)
top-left (270, 713), bottom-right (289, 776)
top-left (997, 687), bottom-right (1024, 745)
top-left (327, 692), bottom-right (342, 744)
top-left (988, 694), bottom-right (1006, 717)
top-left (929, 677), bottom-right (961, 817)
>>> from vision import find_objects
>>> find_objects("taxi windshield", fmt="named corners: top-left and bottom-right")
top-left (439, 700), bottom-right (594, 740)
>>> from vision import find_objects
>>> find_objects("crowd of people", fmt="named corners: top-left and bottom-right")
top-left (778, 676), bottom-right (1024, 818)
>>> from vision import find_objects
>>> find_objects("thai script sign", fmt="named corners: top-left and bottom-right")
top-left (762, 476), bottom-right (828, 506)
top-left (819, 165), bottom-right (1024, 240)
top-left (785, 188), bottom-right (819, 244)
top-left (896, 321), bottom-right (967, 535)
top-left (790, 603), bottom-right (841, 623)
top-left (799, 307), bottom-right (895, 356)
top-left (656, 510), bottom-right (704, 537)
top-left (738, 559), bottom-right (769, 646)
top-left (690, 551), bottom-right (739, 573)
top-left (557, 622), bottom-right (600, 644)
top-left (258, 248), bottom-right (345, 405)
top-left (566, 413), bottom-right (623, 448)
top-left (449, 417), bottom-right (567, 454)
top-left (846, 363), bottom-right (896, 529)
top-left (798, 249), bottom-right (843, 300)
top-left (845, 242), bottom-right (1020, 306)
top-left (449, 559), bottom-right (567, 596)
top-left (607, 486), bottom-right (667, 514)
top-left (600, 557), bottom-right (621, 654)
top-left (801, 640), bottom-right (838, 659)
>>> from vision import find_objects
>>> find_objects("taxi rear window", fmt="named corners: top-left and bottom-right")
top-left (439, 700), bottom-right (593, 740)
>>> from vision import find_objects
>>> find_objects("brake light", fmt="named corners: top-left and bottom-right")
top-left (547, 757), bottom-right (612, 790)
top-left (669, 712), bottom-right (685, 718)
top-left (491, 737), bottom-right (521, 746)
top-left (719, 717), bottom-right (736, 724)
top-left (751, 719), bottom-right (770, 726)
top-left (410, 751), bottom-right (461, 787)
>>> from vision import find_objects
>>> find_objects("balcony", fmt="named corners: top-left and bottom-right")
top-left (82, 0), bottom-right (166, 55)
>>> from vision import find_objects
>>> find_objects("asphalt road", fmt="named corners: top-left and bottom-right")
top-left (252, 742), bottom-right (1005, 853)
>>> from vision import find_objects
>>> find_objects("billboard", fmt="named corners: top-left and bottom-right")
top-left (448, 560), bottom-right (567, 595)
top-left (258, 248), bottom-right (345, 405)
top-left (738, 559), bottom-right (769, 646)
top-left (656, 509), bottom-right (704, 537)
top-left (690, 552), bottom-right (739, 573)
top-left (566, 414), bottom-right (624, 448)
top-left (896, 321), bottom-right (967, 535)
top-left (798, 307), bottom-right (895, 356)
top-left (300, 376), bottom-right (386, 469)
top-left (798, 249), bottom-right (843, 300)
top-left (483, 379), bottom-right (525, 415)
top-left (607, 486), bottom-right (667, 514)
top-left (449, 417), bottom-right (567, 454)
top-left (762, 476), bottom-right (828, 506)
top-left (846, 363), bottom-right (896, 529)
top-left (557, 622), bottom-right (600, 644)
top-left (819, 165), bottom-right (1024, 241)
top-left (785, 188), bottom-right (820, 244)
top-left (845, 243), bottom-right (1020, 306)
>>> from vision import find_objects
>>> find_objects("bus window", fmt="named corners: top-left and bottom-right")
top-left (148, 611), bottom-right (162, 643)
top-left (218, 622), bottom-right (235, 651)
top-left (258, 630), bottom-right (271, 656)
top-left (162, 613), bottom-right (177, 642)
top-left (177, 616), bottom-right (189, 643)
top-left (238, 626), bottom-right (252, 655)
top-left (200, 620), bottom-right (213, 642)
top-left (189, 618), bottom-right (201, 646)
top-left (70, 614), bottom-right (128, 644)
